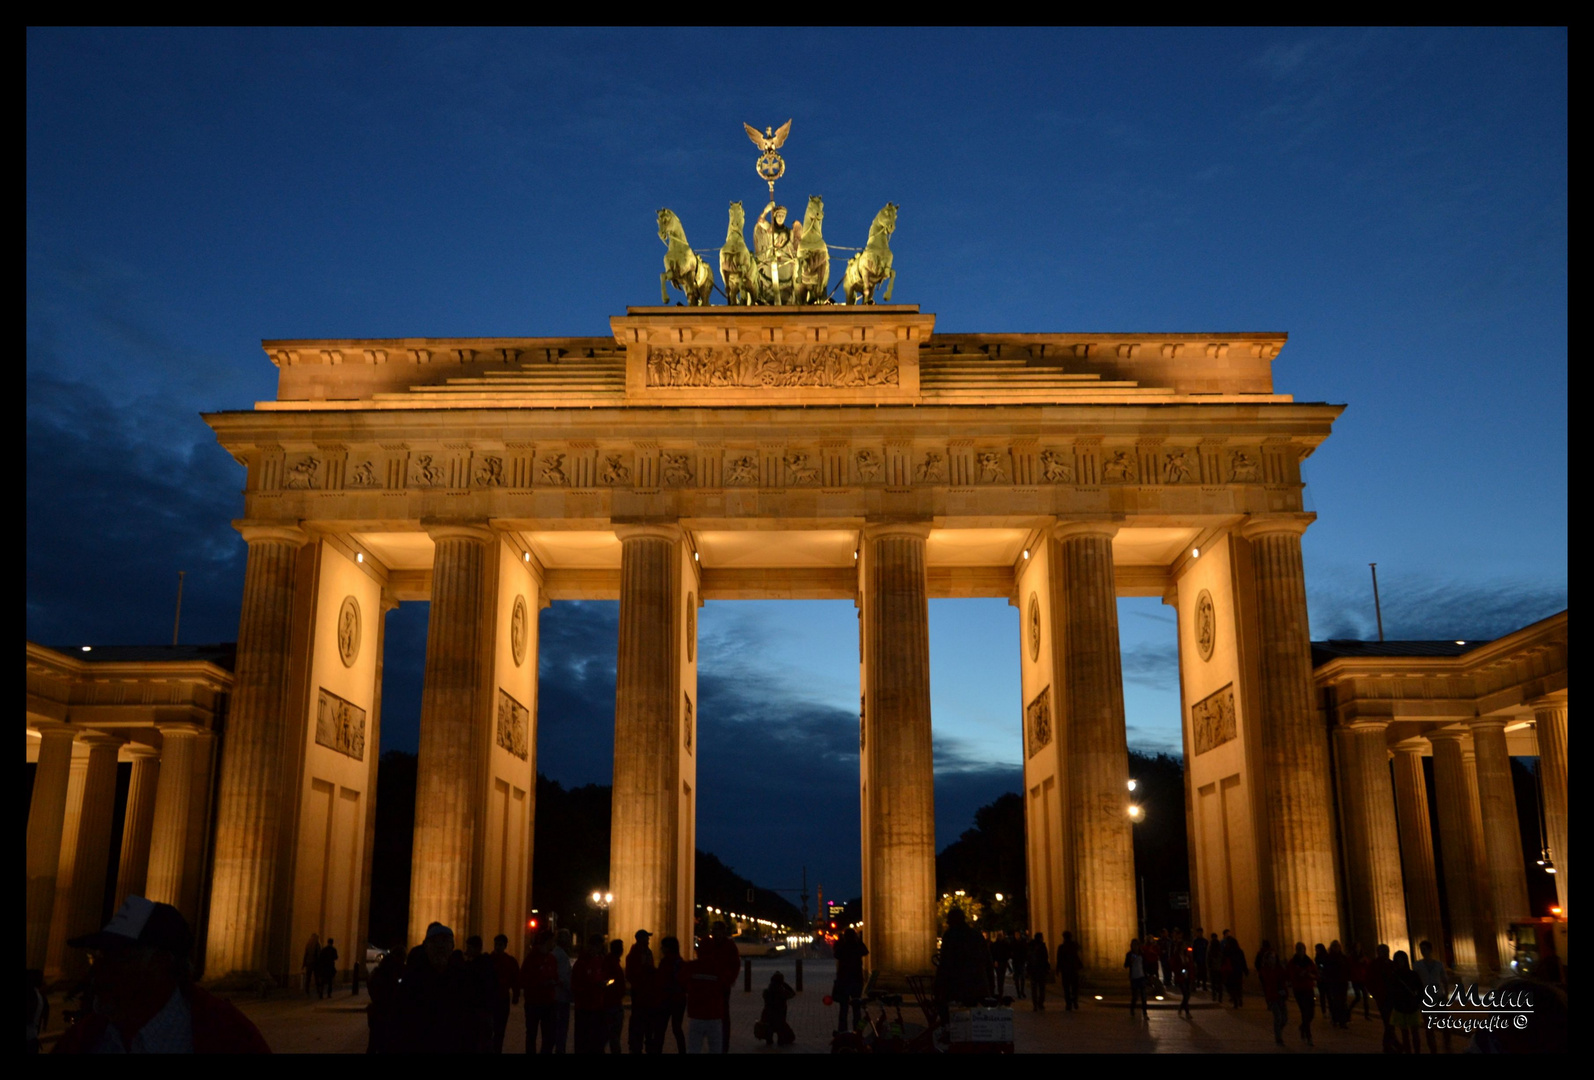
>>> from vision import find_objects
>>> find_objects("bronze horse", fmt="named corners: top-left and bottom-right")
top-left (792, 195), bottom-right (829, 306)
top-left (720, 201), bottom-right (756, 306)
top-left (658, 208), bottom-right (713, 306)
top-left (843, 202), bottom-right (897, 305)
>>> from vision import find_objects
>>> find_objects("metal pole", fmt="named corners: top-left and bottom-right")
top-left (171, 570), bottom-right (186, 646)
top-left (1369, 563), bottom-right (1385, 642)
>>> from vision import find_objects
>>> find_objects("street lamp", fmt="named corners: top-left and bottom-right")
top-left (586, 890), bottom-right (613, 944)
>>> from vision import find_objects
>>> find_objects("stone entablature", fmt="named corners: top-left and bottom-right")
top-left (208, 405), bottom-right (1333, 522)
top-left (258, 307), bottom-right (1292, 408)
top-left (1313, 610), bottom-right (1567, 747)
top-left (26, 643), bottom-right (233, 737)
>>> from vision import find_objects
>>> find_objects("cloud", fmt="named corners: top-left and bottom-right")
top-left (1120, 640), bottom-right (1180, 691)
top-left (1307, 566), bottom-right (1565, 642)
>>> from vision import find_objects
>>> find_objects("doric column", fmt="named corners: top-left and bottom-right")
top-left (1460, 746), bottom-right (1497, 970)
top-left (146, 724), bottom-right (202, 923)
top-left (1050, 522), bottom-right (1136, 973)
top-left (1334, 721), bottom-right (1409, 954)
top-left (112, 746), bottom-right (161, 909)
top-left (1469, 718), bottom-right (1531, 965)
top-left (1430, 730), bottom-right (1488, 971)
top-left (45, 755), bottom-right (89, 975)
top-left (57, 734), bottom-right (123, 983)
top-left (860, 522), bottom-right (936, 977)
top-left (1532, 700), bottom-right (1568, 913)
top-left (610, 525), bottom-right (687, 954)
top-left (204, 523), bottom-right (307, 980)
top-left (1391, 738), bottom-right (1446, 961)
top-left (26, 726), bottom-right (76, 971)
top-left (410, 524), bottom-right (497, 946)
top-left (1240, 516), bottom-right (1341, 950)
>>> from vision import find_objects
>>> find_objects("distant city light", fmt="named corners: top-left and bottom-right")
top-left (1455, 640), bottom-right (1465, 645)
top-left (81, 646), bottom-right (92, 652)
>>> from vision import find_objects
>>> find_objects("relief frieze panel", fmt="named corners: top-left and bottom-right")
top-left (315, 688), bottom-right (366, 761)
top-left (1027, 685), bottom-right (1053, 759)
top-left (646, 343), bottom-right (899, 388)
top-left (496, 688), bottom-right (530, 761)
top-left (1191, 683), bottom-right (1237, 756)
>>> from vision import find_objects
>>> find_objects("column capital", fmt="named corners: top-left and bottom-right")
top-left (30, 720), bottom-right (77, 740)
top-left (862, 520), bottom-right (931, 542)
top-left (614, 522), bottom-right (687, 544)
top-left (1393, 736), bottom-right (1431, 756)
top-left (1049, 519), bottom-right (1120, 543)
top-left (155, 721), bottom-right (205, 738)
top-left (1426, 726), bottom-right (1472, 747)
top-left (77, 732), bottom-right (125, 752)
top-left (1340, 718), bottom-right (1391, 735)
top-left (1466, 716), bottom-right (1510, 734)
top-left (232, 520), bottom-right (310, 546)
top-left (123, 742), bottom-right (161, 760)
top-left (1528, 695), bottom-right (1567, 714)
top-left (422, 520), bottom-right (495, 544)
top-left (1238, 512), bottom-right (1316, 541)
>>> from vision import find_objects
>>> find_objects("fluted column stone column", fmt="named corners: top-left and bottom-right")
top-left (46, 755), bottom-right (89, 976)
top-left (1240, 516), bottom-right (1342, 950)
top-left (1391, 739), bottom-right (1446, 960)
top-left (1532, 701), bottom-right (1567, 913)
top-left (146, 724), bottom-right (202, 922)
top-left (204, 523), bottom-right (307, 980)
top-left (1335, 721), bottom-right (1409, 953)
top-left (113, 746), bottom-right (161, 909)
top-left (57, 734), bottom-right (123, 983)
top-left (409, 524), bottom-right (496, 946)
top-left (1430, 730), bottom-right (1487, 971)
top-left (1470, 718), bottom-right (1531, 965)
top-left (610, 525), bottom-right (686, 953)
top-left (26, 726), bottom-right (77, 970)
top-left (861, 523), bottom-right (936, 977)
top-left (1051, 522), bottom-right (1136, 973)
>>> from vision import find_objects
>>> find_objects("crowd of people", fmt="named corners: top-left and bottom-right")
top-left (364, 918), bottom-right (760, 1053)
top-left (35, 895), bottom-right (1564, 1054)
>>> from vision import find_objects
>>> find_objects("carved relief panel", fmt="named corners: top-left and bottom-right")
top-left (315, 688), bottom-right (367, 761)
top-left (496, 688), bottom-right (530, 761)
top-left (1191, 683), bottom-right (1237, 756)
top-left (1027, 686), bottom-right (1053, 759)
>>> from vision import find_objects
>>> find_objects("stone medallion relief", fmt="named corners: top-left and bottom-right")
top-left (511, 595), bottom-right (528, 667)
top-left (1195, 589), bottom-right (1216, 662)
top-left (337, 596), bottom-right (361, 668)
top-left (1026, 686), bottom-right (1053, 759)
top-left (686, 594), bottom-right (696, 662)
top-left (1028, 592), bottom-right (1042, 662)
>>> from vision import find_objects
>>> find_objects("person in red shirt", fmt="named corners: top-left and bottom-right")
top-left (680, 946), bottom-right (729, 1053)
top-left (704, 922), bottom-right (742, 1052)
top-left (570, 934), bottom-right (609, 1054)
top-left (54, 896), bottom-right (270, 1054)
top-left (521, 929), bottom-right (560, 1053)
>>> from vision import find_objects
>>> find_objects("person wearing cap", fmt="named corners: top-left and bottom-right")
top-left (625, 929), bottom-right (662, 1053)
top-left (53, 895), bottom-right (270, 1054)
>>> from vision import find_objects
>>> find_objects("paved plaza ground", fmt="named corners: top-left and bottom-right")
top-left (216, 959), bottom-right (1413, 1054)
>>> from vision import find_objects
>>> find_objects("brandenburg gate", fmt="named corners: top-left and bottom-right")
top-left (195, 303), bottom-right (1346, 982)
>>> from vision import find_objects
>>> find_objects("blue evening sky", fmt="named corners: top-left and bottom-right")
top-left (27, 28), bottom-right (1566, 898)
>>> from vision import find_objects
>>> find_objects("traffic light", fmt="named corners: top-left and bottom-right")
top-left (527, 915), bottom-right (540, 932)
